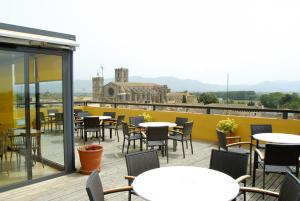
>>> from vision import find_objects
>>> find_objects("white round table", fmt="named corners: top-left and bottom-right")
top-left (253, 133), bottom-right (300, 144)
top-left (139, 122), bottom-right (177, 128)
top-left (132, 166), bottom-right (239, 201)
top-left (85, 115), bottom-right (112, 120)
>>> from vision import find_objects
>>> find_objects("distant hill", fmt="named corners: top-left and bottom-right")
top-left (36, 77), bottom-right (300, 93)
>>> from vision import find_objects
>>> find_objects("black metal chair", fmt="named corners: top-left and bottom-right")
top-left (86, 170), bottom-right (132, 201)
top-left (102, 112), bottom-right (116, 139)
top-left (125, 150), bottom-right (160, 201)
top-left (54, 112), bottom-right (64, 133)
top-left (122, 122), bottom-right (143, 154)
top-left (145, 126), bottom-right (169, 162)
top-left (169, 121), bottom-right (194, 158)
top-left (241, 172), bottom-right (300, 201)
top-left (105, 115), bottom-right (125, 142)
top-left (83, 117), bottom-right (101, 144)
top-left (0, 131), bottom-right (9, 175)
top-left (128, 116), bottom-right (145, 150)
top-left (216, 129), bottom-right (252, 175)
top-left (210, 149), bottom-right (250, 201)
top-left (250, 124), bottom-right (272, 149)
top-left (174, 117), bottom-right (188, 130)
top-left (252, 143), bottom-right (300, 189)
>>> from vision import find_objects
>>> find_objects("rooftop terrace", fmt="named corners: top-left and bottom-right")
top-left (0, 133), bottom-right (283, 201)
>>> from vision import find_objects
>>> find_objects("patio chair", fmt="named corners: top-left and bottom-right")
top-left (9, 133), bottom-right (26, 168)
top-left (122, 122), bottom-right (143, 154)
top-left (83, 117), bottom-right (101, 144)
top-left (241, 172), bottom-right (300, 201)
top-left (54, 113), bottom-right (64, 133)
top-left (31, 131), bottom-right (44, 168)
top-left (125, 150), bottom-right (160, 201)
top-left (250, 124), bottom-right (272, 149)
top-left (86, 170), bottom-right (132, 201)
top-left (0, 131), bottom-right (9, 175)
top-left (102, 112), bottom-right (116, 139)
top-left (105, 115), bottom-right (125, 142)
top-left (169, 121), bottom-right (194, 158)
top-left (145, 126), bottom-right (169, 162)
top-left (252, 143), bottom-right (300, 189)
top-left (129, 116), bottom-right (144, 133)
top-left (174, 117), bottom-right (188, 131)
top-left (216, 129), bottom-right (252, 175)
top-left (210, 149), bottom-right (250, 201)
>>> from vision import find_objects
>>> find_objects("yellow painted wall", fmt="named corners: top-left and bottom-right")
top-left (81, 106), bottom-right (300, 143)
top-left (0, 63), bottom-right (14, 132)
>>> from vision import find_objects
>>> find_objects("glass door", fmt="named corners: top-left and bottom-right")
top-left (0, 49), bottom-right (65, 188)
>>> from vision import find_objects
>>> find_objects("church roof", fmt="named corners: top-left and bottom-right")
top-left (110, 82), bottom-right (162, 87)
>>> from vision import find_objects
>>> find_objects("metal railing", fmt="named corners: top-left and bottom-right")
top-left (74, 101), bottom-right (300, 120)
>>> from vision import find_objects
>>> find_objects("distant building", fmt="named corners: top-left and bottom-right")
top-left (167, 92), bottom-right (198, 104)
top-left (93, 68), bottom-right (169, 103)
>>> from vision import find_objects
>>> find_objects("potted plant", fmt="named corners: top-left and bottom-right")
top-left (77, 144), bottom-right (103, 175)
top-left (216, 118), bottom-right (238, 136)
top-left (140, 112), bottom-right (153, 122)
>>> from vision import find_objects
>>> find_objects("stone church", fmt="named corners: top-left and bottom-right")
top-left (93, 68), bottom-right (169, 103)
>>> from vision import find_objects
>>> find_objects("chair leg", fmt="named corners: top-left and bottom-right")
top-left (190, 139), bottom-right (193, 154)
top-left (128, 190), bottom-right (132, 201)
top-left (133, 140), bottom-right (136, 149)
top-left (186, 141), bottom-right (188, 149)
top-left (181, 141), bottom-right (185, 158)
top-left (116, 129), bottom-right (119, 142)
top-left (252, 151), bottom-right (258, 186)
top-left (122, 139), bottom-right (126, 153)
top-left (127, 140), bottom-right (130, 154)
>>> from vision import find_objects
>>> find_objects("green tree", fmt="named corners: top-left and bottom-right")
top-left (182, 95), bottom-right (187, 103)
top-left (260, 92), bottom-right (284, 109)
top-left (198, 92), bottom-right (219, 105)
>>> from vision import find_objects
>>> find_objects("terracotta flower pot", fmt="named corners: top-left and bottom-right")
top-left (78, 144), bottom-right (103, 175)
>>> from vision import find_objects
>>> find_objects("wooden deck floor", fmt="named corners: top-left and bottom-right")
top-left (0, 133), bottom-right (284, 201)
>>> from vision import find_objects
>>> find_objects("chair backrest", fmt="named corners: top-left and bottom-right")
top-left (40, 112), bottom-right (45, 121)
top-left (250, 124), bottom-right (272, 136)
top-left (0, 132), bottom-right (8, 155)
top-left (279, 172), bottom-right (300, 201)
top-left (48, 109), bottom-right (58, 115)
top-left (55, 113), bottom-right (64, 123)
top-left (264, 144), bottom-right (300, 167)
top-left (182, 121), bottom-right (193, 137)
top-left (129, 116), bottom-right (144, 127)
top-left (122, 122), bottom-right (130, 137)
top-left (86, 171), bottom-right (105, 201)
top-left (125, 150), bottom-right (160, 177)
top-left (175, 117), bottom-right (188, 126)
top-left (78, 111), bottom-right (90, 119)
top-left (84, 117), bottom-right (100, 129)
top-left (74, 109), bottom-right (83, 114)
top-left (146, 126), bottom-right (168, 141)
top-left (209, 149), bottom-right (248, 179)
top-left (116, 115), bottom-right (125, 125)
top-left (216, 129), bottom-right (228, 151)
top-left (103, 112), bottom-right (116, 118)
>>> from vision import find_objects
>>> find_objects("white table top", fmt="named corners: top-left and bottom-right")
top-left (139, 122), bottom-right (177, 128)
top-left (253, 133), bottom-right (300, 144)
top-left (132, 166), bottom-right (239, 201)
top-left (84, 116), bottom-right (112, 120)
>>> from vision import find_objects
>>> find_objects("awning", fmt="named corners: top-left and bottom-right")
top-left (0, 28), bottom-right (79, 50)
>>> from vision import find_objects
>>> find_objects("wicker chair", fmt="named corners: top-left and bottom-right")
top-left (105, 115), bottom-right (125, 142)
top-left (241, 172), bottom-right (300, 201)
top-left (86, 171), bottom-right (132, 201)
top-left (210, 149), bottom-right (250, 201)
top-left (83, 117), bottom-right (101, 144)
top-left (125, 150), bottom-right (160, 201)
top-left (174, 117), bottom-right (188, 130)
top-left (250, 124), bottom-right (272, 149)
top-left (145, 126), bottom-right (169, 162)
top-left (252, 143), bottom-right (300, 189)
top-left (0, 131), bottom-right (9, 175)
top-left (122, 122), bottom-right (143, 154)
top-left (216, 129), bottom-right (252, 175)
top-left (169, 121), bottom-right (194, 158)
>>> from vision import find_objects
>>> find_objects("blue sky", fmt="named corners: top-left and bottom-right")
top-left (1, 0), bottom-right (300, 85)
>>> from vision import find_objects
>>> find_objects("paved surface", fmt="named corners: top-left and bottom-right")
top-left (0, 131), bottom-right (282, 201)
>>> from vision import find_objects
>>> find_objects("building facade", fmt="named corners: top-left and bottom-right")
top-left (93, 68), bottom-right (169, 103)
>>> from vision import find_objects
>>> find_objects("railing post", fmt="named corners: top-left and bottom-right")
top-left (84, 101), bottom-right (87, 106)
top-left (114, 103), bottom-right (117, 108)
top-left (282, 112), bottom-right (288, 119)
top-left (206, 108), bottom-right (211, 114)
top-left (153, 105), bottom-right (156, 111)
